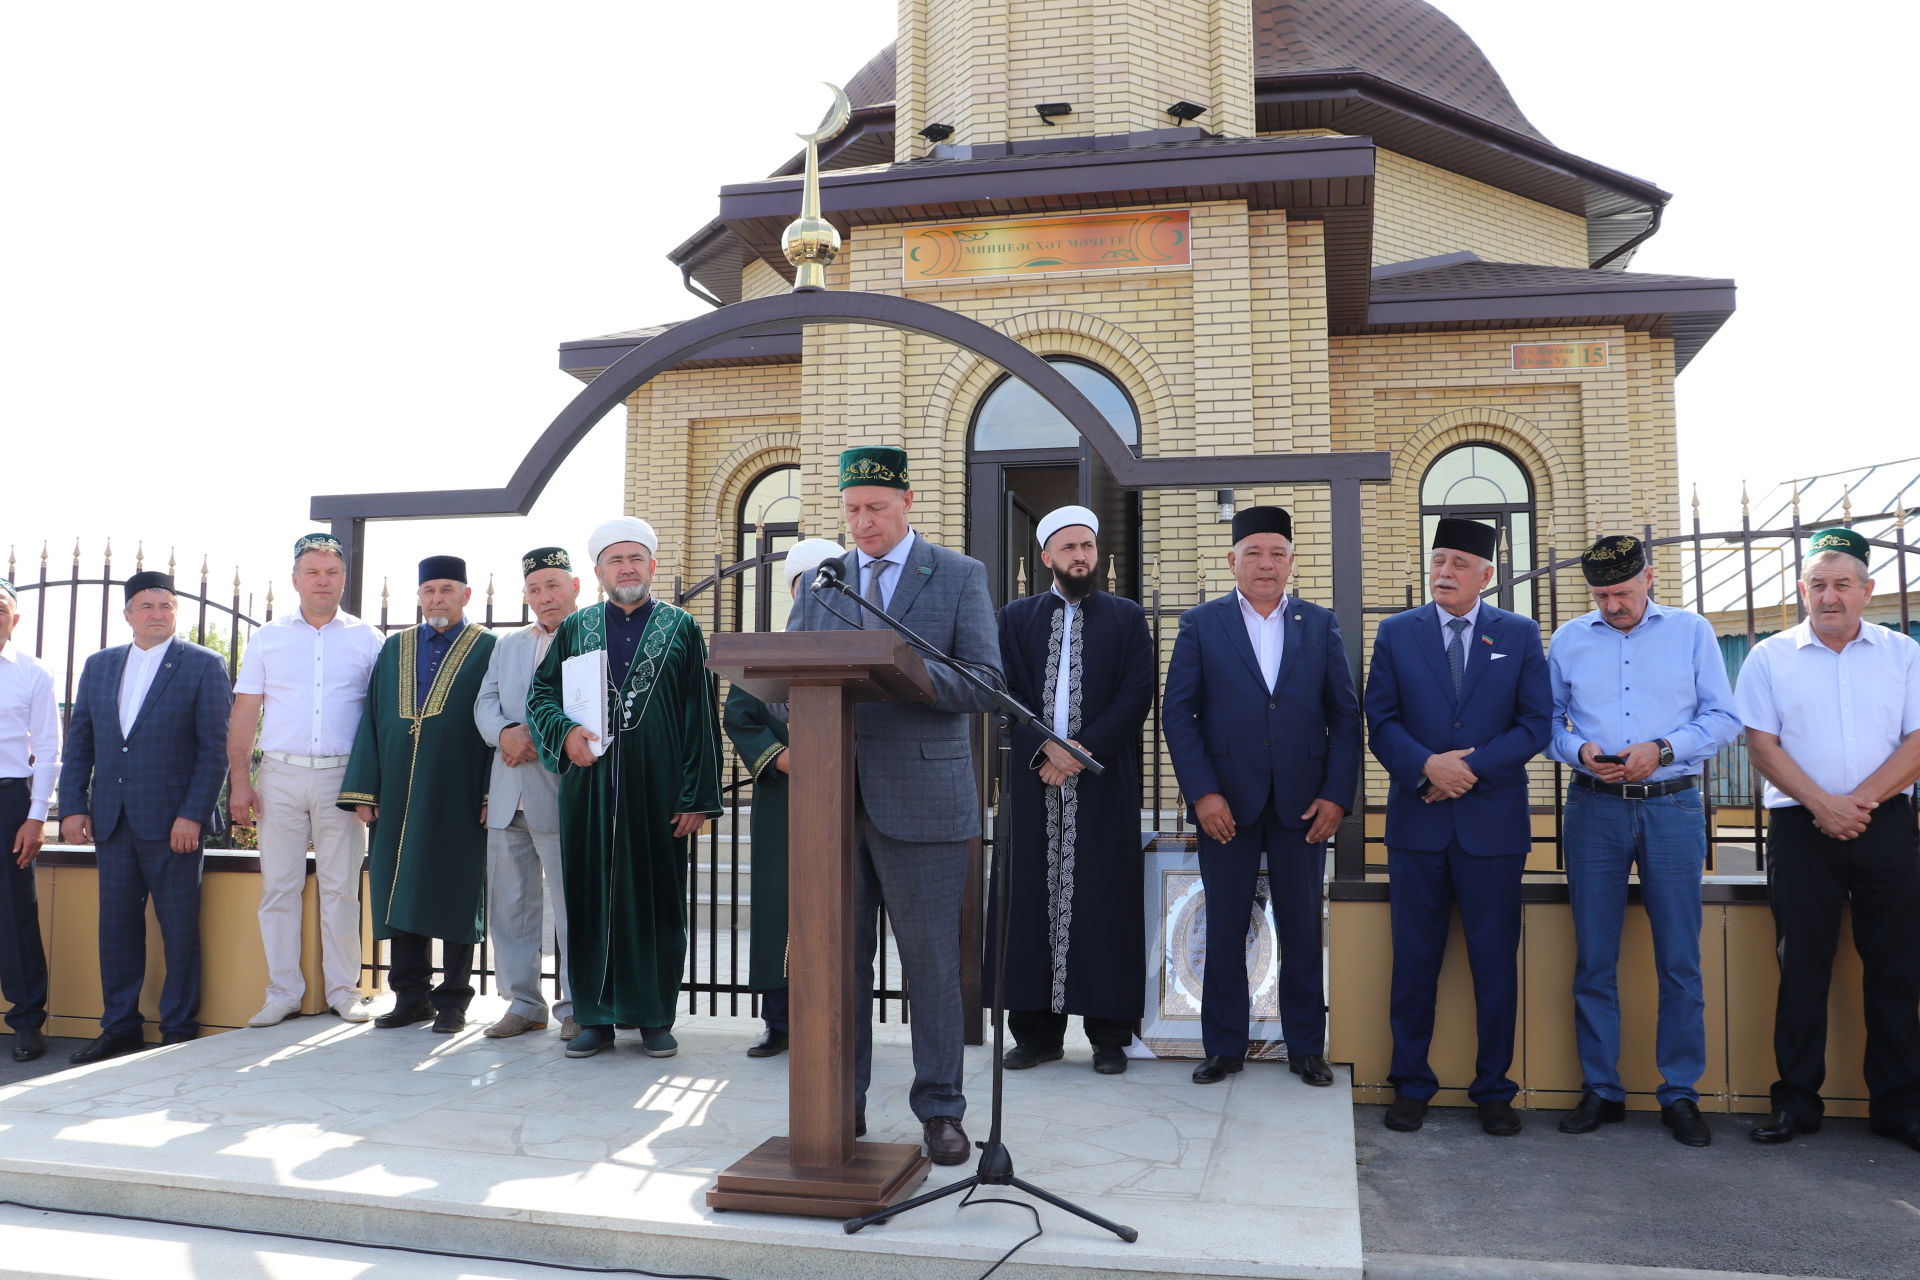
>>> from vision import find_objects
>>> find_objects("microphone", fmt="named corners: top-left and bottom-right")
top-left (811, 558), bottom-right (846, 593)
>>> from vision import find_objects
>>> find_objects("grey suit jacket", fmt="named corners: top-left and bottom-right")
top-left (474, 621), bottom-right (562, 832)
top-left (787, 531), bottom-right (1001, 843)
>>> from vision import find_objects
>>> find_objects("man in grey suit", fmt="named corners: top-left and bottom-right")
top-left (474, 546), bottom-right (579, 1040)
top-left (787, 445), bottom-right (1001, 1165)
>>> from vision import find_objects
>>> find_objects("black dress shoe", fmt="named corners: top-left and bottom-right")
top-left (1478, 1098), bottom-right (1522, 1136)
top-left (1750, 1108), bottom-right (1819, 1144)
top-left (746, 1028), bottom-right (788, 1059)
top-left (1868, 1116), bottom-right (1920, 1153)
top-left (160, 1030), bottom-right (197, 1046)
top-left (1559, 1091), bottom-right (1626, 1134)
top-left (1191, 1055), bottom-right (1244, 1084)
top-left (431, 1009), bottom-right (466, 1034)
top-left (1384, 1096), bottom-right (1428, 1131)
top-left (1002, 1044), bottom-right (1063, 1070)
top-left (1289, 1054), bottom-right (1334, 1086)
top-left (68, 1033), bottom-right (146, 1064)
top-left (11, 1027), bottom-right (44, 1063)
top-left (922, 1116), bottom-right (970, 1165)
top-left (373, 1002), bottom-right (435, 1029)
top-left (1662, 1099), bottom-right (1712, 1147)
top-left (1092, 1046), bottom-right (1128, 1075)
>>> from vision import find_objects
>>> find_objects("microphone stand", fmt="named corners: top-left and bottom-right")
top-left (822, 572), bottom-right (1136, 1244)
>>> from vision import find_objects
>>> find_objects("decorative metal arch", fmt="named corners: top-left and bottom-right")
top-left (311, 289), bottom-right (1391, 614)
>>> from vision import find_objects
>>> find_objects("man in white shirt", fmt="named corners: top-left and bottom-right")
top-left (473, 546), bottom-right (579, 1040)
top-left (1734, 527), bottom-right (1920, 1154)
top-left (0, 578), bottom-right (55, 1062)
top-left (228, 533), bottom-right (385, 1027)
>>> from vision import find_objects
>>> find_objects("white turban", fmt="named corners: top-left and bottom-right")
top-left (783, 537), bottom-right (847, 590)
top-left (1036, 505), bottom-right (1099, 549)
top-left (588, 517), bottom-right (658, 563)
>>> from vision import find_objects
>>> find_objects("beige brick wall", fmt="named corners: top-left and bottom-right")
top-left (1371, 148), bottom-right (1588, 269)
top-left (739, 258), bottom-right (788, 301)
top-left (897, 0), bottom-right (1253, 160)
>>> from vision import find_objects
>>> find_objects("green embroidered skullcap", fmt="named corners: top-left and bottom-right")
top-left (0, 577), bottom-right (15, 602)
top-left (522, 546), bottom-right (571, 577)
top-left (1808, 527), bottom-right (1870, 565)
top-left (838, 445), bottom-right (910, 491)
top-left (1580, 534), bottom-right (1647, 586)
top-left (294, 532), bottom-right (344, 560)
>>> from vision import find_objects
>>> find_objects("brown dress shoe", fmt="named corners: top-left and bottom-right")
top-left (922, 1116), bottom-right (971, 1166)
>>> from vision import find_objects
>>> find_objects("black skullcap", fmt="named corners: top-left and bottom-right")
top-left (1432, 517), bottom-right (1498, 562)
top-left (123, 571), bottom-right (176, 601)
top-left (418, 555), bottom-right (467, 585)
top-left (1231, 506), bottom-right (1292, 544)
top-left (1580, 534), bottom-right (1647, 586)
top-left (522, 546), bottom-right (571, 578)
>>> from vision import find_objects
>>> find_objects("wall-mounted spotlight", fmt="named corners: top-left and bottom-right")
top-left (917, 123), bottom-right (955, 143)
top-left (1034, 101), bottom-right (1073, 126)
top-left (1166, 101), bottom-right (1209, 122)
top-left (1216, 489), bottom-right (1236, 523)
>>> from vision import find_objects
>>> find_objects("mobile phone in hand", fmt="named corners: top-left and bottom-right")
top-left (1594, 753), bottom-right (1626, 765)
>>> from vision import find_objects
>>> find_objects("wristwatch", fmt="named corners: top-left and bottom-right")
top-left (1656, 737), bottom-right (1674, 767)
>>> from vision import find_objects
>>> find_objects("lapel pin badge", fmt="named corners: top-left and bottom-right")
top-left (917, 565), bottom-right (932, 575)
top-left (1479, 635), bottom-right (1493, 646)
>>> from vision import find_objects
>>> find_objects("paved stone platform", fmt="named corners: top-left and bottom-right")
top-left (0, 1002), bottom-right (1360, 1280)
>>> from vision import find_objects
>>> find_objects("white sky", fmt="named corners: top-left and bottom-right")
top-left (5, 1), bottom-right (1915, 667)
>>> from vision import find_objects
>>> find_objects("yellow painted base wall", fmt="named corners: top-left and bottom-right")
top-left (1329, 899), bottom-right (1872, 1116)
top-left (35, 865), bottom-right (373, 1042)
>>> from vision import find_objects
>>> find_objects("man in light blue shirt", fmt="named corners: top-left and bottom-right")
top-left (1547, 535), bottom-right (1739, 1147)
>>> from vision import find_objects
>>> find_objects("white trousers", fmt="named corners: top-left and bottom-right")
top-left (487, 814), bottom-right (571, 1022)
top-left (255, 757), bottom-right (366, 1008)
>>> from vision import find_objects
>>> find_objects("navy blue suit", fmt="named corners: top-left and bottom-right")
top-left (1163, 592), bottom-right (1361, 1058)
top-left (59, 637), bottom-right (230, 1039)
top-left (1365, 601), bottom-right (1549, 1101)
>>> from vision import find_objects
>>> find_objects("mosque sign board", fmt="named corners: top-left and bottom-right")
top-left (903, 210), bottom-right (1190, 284)
top-left (1510, 340), bottom-right (1610, 371)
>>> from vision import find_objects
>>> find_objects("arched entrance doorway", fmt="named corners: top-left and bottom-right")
top-left (965, 356), bottom-right (1142, 606)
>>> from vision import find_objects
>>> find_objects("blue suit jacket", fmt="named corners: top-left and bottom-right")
top-left (59, 637), bottom-right (232, 843)
top-left (1162, 592), bottom-right (1362, 829)
top-left (1364, 601), bottom-right (1550, 856)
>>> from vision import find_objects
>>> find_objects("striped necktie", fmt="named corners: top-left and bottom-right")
top-left (1446, 616), bottom-right (1469, 699)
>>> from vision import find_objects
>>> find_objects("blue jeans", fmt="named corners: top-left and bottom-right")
top-left (1562, 783), bottom-right (1707, 1105)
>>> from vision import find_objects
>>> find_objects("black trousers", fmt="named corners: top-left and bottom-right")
top-left (0, 779), bottom-right (48, 1032)
top-left (387, 930), bottom-right (475, 1013)
top-left (760, 985), bottom-right (788, 1033)
top-left (1009, 1009), bottom-right (1135, 1051)
top-left (1767, 799), bottom-right (1920, 1123)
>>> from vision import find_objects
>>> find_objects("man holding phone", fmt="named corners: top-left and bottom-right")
top-left (1547, 535), bottom-right (1740, 1146)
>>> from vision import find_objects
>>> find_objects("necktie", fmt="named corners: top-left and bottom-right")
top-left (863, 558), bottom-right (888, 623)
top-left (1446, 616), bottom-right (1469, 699)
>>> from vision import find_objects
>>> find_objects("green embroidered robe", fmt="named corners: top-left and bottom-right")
top-left (526, 599), bottom-right (723, 1027)
top-left (721, 684), bottom-right (788, 992)
top-left (337, 622), bottom-right (496, 943)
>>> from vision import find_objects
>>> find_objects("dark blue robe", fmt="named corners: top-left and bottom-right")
top-left (986, 589), bottom-right (1155, 1020)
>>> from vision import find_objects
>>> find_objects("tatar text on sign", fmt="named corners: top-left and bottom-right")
top-left (1510, 341), bottom-right (1610, 371)
top-left (903, 211), bottom-right (1191, 283)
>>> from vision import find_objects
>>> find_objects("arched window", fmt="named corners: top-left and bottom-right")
top-left (970, 357), bottom-right (1140, 452)
top-left (737, 464), bottom-right (801, 632)
top-left (1420, 443), bottom-right (1536, 615)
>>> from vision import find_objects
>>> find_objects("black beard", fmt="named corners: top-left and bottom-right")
top-left (1051, 563), bottom-right (1096, 602)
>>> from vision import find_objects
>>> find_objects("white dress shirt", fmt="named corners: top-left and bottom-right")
top-left (1237, 590), bottom-right (1287, 692)
top-left (1437, 598), bottom-right (1484, 673)
top-left (0, 642), bottom-right (60, 820)
top-left (855, 529), bottom-right (917, 611)
top-left (1734, 618), bottom-right (1920, 808)
top-left (1050, 585), bottom-right (1080, 737)
top-left (235, 609), bottom-right (385, 756)
top-left (118, 639), bottom-right (170, 738)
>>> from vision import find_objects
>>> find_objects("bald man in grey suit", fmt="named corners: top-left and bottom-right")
top-left (787, 445), bottom-right (1000, 1166)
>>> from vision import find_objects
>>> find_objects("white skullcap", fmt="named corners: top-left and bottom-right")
top-left (588, 517), bottom-right (658, 563)
top-left (783, 537), bottom-right (847, 589)
top-left (1036, 505), bottom-right (1100, 549)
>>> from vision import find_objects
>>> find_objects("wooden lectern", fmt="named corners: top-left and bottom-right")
top-left (704, 629), bottom-right (935, 1218)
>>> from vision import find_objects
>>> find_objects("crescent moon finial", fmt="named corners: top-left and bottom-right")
top-left (797, 82), bottom-right (851, 146)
